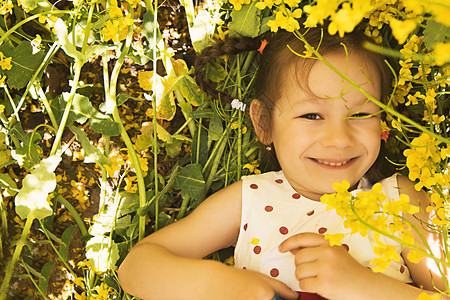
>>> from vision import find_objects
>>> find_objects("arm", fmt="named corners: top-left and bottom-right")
top-left (118, 181), bottom-right (298, 300)
top-left (397, 175), bottom-right (449, 298)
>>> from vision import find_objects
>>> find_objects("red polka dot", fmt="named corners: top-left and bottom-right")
top-left (307, 210), bottom-right (314, 216)
top-left (243, 223), bottom-right (248, 231)
top-left (342, 244), bottom-right (349, 251)
top-left (250, 184), bottom-right (258, 189)
top-left (270, 268), bottom-right (279, 277)
top-left (275, 179), bottom-right (283, 184)
top-left (400, 265), bottom-right (405, 273)
top-left (292, 193), bottom-right (301, 199)
top-left (318, 227), bottom-right (327, 234)
top-left (253, 246), bottom-right (262, 254)
top-left (279, 226), bottom-right (289, 235)
top-left (265, 206), bottom-right (273, 212)
top-left (243, 267), bottom-right (247, 270)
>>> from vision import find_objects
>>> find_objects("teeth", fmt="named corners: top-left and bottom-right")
top-left (316, 159), bottom-right (350, 166)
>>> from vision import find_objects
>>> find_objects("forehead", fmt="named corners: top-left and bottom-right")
top-left (281, 50), bottom-right (381, 105)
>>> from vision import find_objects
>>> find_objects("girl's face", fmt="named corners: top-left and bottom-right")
top-left (268, 50), bottom-right (382, 201)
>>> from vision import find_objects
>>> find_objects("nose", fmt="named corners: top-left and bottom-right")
top-left (319, 119), bottom-right (355, 149)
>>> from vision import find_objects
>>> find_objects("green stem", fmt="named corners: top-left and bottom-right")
top-left (152, 0), bottom-right (160, 232)
top-left (50, 60), bottom-right (83, 156)
top-left (105, 10), bottom-right (147, 240)
top-left (55, 195), bottom-right (88, 236)
top-left (0, 214), bottom-right (34, 299)
top-left (202, 110), bottom-right (238, 174)
top-left (177, 194), bottom-right (190, 220)
top-left (38, 220), bottom-right (76, 276)
top-left (99, 136), bottom-right (110, 212)
top-left (35, 82), bottom-right (58, 129)
top-left (205, 127), bottom-right (230, 193)
top-left (174, 89), bottom-right (196, 137)
top-left (21, 261), bottom-right (47, 299)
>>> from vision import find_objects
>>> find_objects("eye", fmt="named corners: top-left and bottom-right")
top-left (299, 113), bottom-right (322, 120)
top-left (351, 112), bottom-right (372, 119)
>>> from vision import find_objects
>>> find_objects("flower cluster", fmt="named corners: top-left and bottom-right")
top-left (321, 180), bottom-right (420, 272)
top-left (0, 0), bottom-right (12, 15)
top-left (100, 0), bottom-right (134, 43)
top-left (403, 133), bottom-right (449, 191)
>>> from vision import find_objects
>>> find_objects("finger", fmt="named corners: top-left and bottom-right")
top-left (297, 277), bottom-right (320, 294)
top-left (279, 232), bottom-right (327, 253)
top-left (294, 247), bottom-right (321, 265)
top-left (258, 274), bottom-right (299, 300)
top-left (294, 261), bottom-right (319, 281)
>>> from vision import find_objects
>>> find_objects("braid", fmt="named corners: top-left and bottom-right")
top-left (194, 36), bottom-right (261, 103)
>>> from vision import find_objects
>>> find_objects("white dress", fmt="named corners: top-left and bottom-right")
top-left (234, 171), bottom-right (413, 292)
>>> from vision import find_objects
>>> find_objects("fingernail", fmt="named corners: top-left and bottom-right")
top-left (271, 294), bottom-right (280, 300)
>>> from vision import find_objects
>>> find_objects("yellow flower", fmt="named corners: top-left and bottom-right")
top-left (250, 237), bottom-right (260, 245)
top-left (31, 34), bottom-right (42, 54)
top-left (0, 75), bottom-right (6, 87)
top-left (325, 233), bottom-right (344, 246)
top-left (0, 0), bottom-right (13, 15)
top-left (243, 160), bottom-right (261, 174)
top-left (267, 10), bottom-right (301, 32)
top-left (0, 51), bottom-right (12, 70)
top-left (432, 42), bottom-right (450, 66)
top-left (417, 292), bottom-right (441, 300)
top-left (388, 17), bottom-right (416, 44)
top-left (371, 243), bottom-right (401, 272)
top-left (406, 91), bottom-right (421, 106)
top-left (303, 1), bottom-right (339, 28)
top-left (228, 0), bottom-right (250, 10)
top-left (328, 3), bottom-right (366, 37)
top-left (407, 249), bottom-right (424, 263)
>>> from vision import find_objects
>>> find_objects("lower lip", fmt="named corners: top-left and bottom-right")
top-left (309, 158), bottom-right (356, 170)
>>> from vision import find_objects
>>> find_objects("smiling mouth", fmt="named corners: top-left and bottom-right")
top-left (313, 158), bottom-right (355, 167)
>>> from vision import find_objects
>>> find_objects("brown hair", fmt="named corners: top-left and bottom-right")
top-left (195, 27), bottom-right (394, 183)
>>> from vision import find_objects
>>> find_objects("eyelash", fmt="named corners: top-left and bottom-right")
top-left (300, 113), bottom-right (322, 120)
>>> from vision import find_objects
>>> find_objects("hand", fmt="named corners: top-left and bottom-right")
top-left (219, 267), bottom-right (299, 300)
top-left (279, 232), bottom-right (373, 300)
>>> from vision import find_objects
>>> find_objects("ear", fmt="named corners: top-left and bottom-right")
top-left (249, 99), bottom-right (272, 145)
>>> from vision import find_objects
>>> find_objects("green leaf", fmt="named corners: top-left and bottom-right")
top-left (69, 93), bottom-right (120, 136)
top-left (173, 163), bottom-right (205, 202)
top-left (54, 18), bottom-right (84, 61)
top-left (9, 123), bottom-right (43, 170)
top-left (209, 114), bottom-right (223, 142)
top-left (0, 173), bottom-right (17, 196)
top-left (165, 139), bottom-right (183, 158)
top-left (424, 19), bottom-right (450, 51)
top-left (177, 76), bottom-right (204, 106)
top-left (229, 2), bottom-right (261, 38)
top-left (85, 235), bottom-right (119, 273)
top-left (15, 155), bottom-right (61, 220)
top-left (60, 225), bottom-right (77, 261)
top-left (38, 261), bottom-right (54, 295)
top-left (69, 125), bottom-right (110, 166)
top-left (0, 42), bottom-right (45, 89)
top-left (205, 60), bottom-right (227, 83)
top-left (135, 133), bottom-right (153, 151)
top-left (142, 11), bottom-right (162, 49)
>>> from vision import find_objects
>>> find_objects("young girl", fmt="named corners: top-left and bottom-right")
top-left (118, 28), bottom-right (447, 300)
